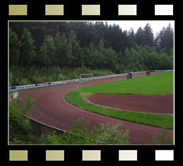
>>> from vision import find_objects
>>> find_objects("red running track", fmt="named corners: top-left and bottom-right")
top-left (18, 73), bottom-right (173, 144)
top-left (87, 94), bottom-right (173, 114)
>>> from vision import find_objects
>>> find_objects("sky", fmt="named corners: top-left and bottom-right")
top-left (100, 20), bottom-right (174, 36)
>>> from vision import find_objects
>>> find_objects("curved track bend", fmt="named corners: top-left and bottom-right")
top-left (18, 73), bottom-right (173, 144)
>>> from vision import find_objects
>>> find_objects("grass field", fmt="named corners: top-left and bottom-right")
top-left (65, 72), bottom-right (173, 129)
top-left (80, 72), bottom-right (173, 95)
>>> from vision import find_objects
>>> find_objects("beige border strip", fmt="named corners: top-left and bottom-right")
top-left (82, 5), bottom-right (100, 15)
top-left (9, 150), bottom-right (28, 161)
top-left (82, 150), bottom-right (101, 161)
top-left (46, 150), bottom-right (64, 161)
top-left (118, 5), bottom-right (137, 15)
top-left (119, 150), bottom-right (137, 161)
top-left (45, 5), bottom-right (64, 15)
top-left (9, 5), bottom-right (27, 15)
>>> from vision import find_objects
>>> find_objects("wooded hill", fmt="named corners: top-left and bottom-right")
top-left (9, 22), bottom-right (173, 86)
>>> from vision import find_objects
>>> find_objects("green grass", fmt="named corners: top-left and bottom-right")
top-left (80, 72), bottom-right (173, 95)
top-left (65, 72), bottom-right (173, 129)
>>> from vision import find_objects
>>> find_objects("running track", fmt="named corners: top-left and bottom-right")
top-left (87, 94), bottom-right (173, 114)
top-left (18, 73), bottom-right (173, 144)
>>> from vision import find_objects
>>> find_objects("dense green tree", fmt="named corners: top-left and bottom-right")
top-left (126, 28), bottom-right (137, 49)
top-left (122, 47), bottom-right (130, 68)
top-left (96, 40), bottom-right (106, 68)
top-left (20, 28), bottom-right (36, 66)
top-left (148, 52), bottom-right (160, 70)
top-left (69, 30), bottom-right (84, 67)
top-left (137, 46), bottom-right (149, 69)
top-left (37, 35), bottom-right (56, 67)
top-left (59, 33), bottom-right (73, 67)
top-left (143, 23), bottom-right (154, 47)
top-left (136, 27), bottom-right (144, 46)
top-left (9, 28), bottom-right (21, 66)
top-left (155, 24), bottom-right (174, 52)
top-left (9, 22), bottom-right (173, 72)
top-left (106, 23), bottom-right (125, 53)
top-left (83, 43), bottom-right (96, 68)
top-left (37, 41), bottom-right (48, 67)
top-left (44, 35), bottom-right (56, 67)
top-left (105, 47), bottom-right (118, 69)
top-left (54, 31), bottom-right (62, 66)
top-left (159, 51), bottom-right (173, 69)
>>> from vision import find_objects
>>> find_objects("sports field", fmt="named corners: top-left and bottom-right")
top-left (66, 72), bottom-right (173, 129)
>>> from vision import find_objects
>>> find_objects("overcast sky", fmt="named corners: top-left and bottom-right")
top-left (99, 20), bottom-right (174, 36)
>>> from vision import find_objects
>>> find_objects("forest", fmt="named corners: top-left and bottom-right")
top-left (9, 21), bottom-right (174, 86)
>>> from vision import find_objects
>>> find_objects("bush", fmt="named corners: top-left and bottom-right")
top-left (92, 70), bottom-right (111, 76)
top-left (47, 76), bottom-right (53, 82)
top-left (19, 78), bottom-right (31, 85)
top-left (9, 97), bottom-right (31, 135)
top-left (9, 66), bottom-right (116, 86)
top-left (152, 128), bottom-right (173, 144)
top-left (9, 72), bottom-right (13, 87)
top-left (51, 73), bottom-right (57, 81)
top-left (46, 117), bottom-right (100, 144)
top-left (32, 74), bottom-right (43, 83)
top-left (9, 138), bottom-right (31, 144)
top-left (9, 92), bottom-right (37, 136)
top-left (42, 118), bottom-right (130, 145)
top-left (57, 73), bottom-right (65, 80)
top-left (97, 121), bottom-right (130, 144)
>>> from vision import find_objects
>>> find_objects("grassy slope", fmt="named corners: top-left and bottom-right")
top-left (66, 72), bottom-right (173, 129)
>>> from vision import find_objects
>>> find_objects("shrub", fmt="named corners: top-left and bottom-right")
top-left (46, 117), bottom-right (101, 144)
top-left (51, 73), bottom-right (57, 81)
top-left (92, 69), bottom-right (113, 77)
top-left (9, 137), bottom-right (31, 144)
top-left (41, 75), bottom-right (47, 82)
top-left (19, 78), bottom-right (31, 85)
top-left (152, 128), bottom-right (173, 144)
top-left (97, 121), bottom-right (130, 144)
top-left (9, 92), bottom-right (37, 135)
top-left (32, 75), bottom-right (43, 83)
top-left (43, 118), bottom-right (130, 145)
top-left (9, 97), bottom-right (31, 134)
top-left (57, 73), bottom-right (65, 80)
top-left (9, 72), bottom-right (13, 87)
top-left (47, 76), bottom-right (53, 82)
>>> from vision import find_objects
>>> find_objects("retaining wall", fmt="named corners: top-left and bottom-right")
top-left (28, 117), bottom-right (64, 136)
